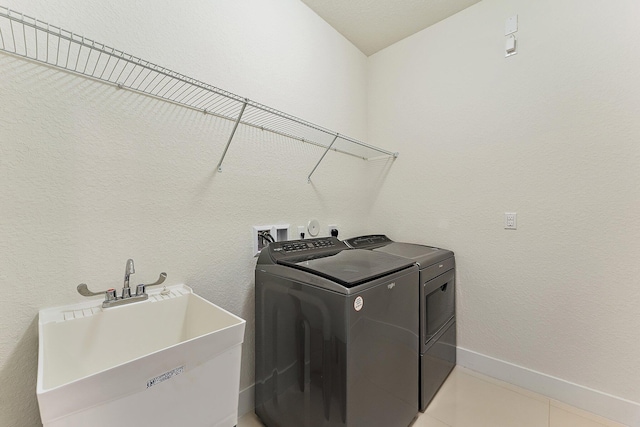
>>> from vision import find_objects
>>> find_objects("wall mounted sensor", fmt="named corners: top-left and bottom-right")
top-left (505, 15), bottom-right (518, 35)
top-left (505, 14), bottom-right (518, 57)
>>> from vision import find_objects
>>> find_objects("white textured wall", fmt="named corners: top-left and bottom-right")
top-left (0, 1), bottom-right (375, 425)
top-left (368, 0), bottom-right (640, 410)
top-left (4, 0), bottom-right (640, 425)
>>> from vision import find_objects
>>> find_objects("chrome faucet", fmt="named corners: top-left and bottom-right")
top-left (77, 259), bottom-right (167, 308)
top-left (122, 259), bottom-right (135, 298)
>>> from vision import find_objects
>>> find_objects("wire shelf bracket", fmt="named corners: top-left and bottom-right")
top-left (0, 6), bottom-right (399, 181)
top-left (216, 100), bottom-right (247, 173)
top-left (308, 134), bottom-right (339, 183)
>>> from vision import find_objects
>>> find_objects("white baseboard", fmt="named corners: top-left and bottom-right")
top-left (457, 347), bottom-right (640, 427)
top-left (238, 384), bottom-right (255, 417)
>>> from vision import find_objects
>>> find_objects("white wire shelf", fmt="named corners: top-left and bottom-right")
top-left (0, 6), bottom-right (398, 182)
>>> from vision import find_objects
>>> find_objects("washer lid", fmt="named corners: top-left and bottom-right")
top-left (279, 249), bottom-right (415, 288)
top-left (374, 242), bottom-right (453, 268)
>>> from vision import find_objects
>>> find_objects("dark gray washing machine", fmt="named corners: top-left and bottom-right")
top-left (255, 236), bottom-right (419, 427)
top-left (344, 235), bottom-right (456, 412)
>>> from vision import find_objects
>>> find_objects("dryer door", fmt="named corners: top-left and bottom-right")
top-left (421, 269), bottom-right (455, 353)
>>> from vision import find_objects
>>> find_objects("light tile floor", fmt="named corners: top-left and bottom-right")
top-left (238, 366), bottom-right (627, 427)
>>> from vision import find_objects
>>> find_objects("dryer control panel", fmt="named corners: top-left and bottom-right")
top-left (344, 234), bottom-right (392, 249)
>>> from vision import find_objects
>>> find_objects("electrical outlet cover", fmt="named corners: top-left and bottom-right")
top-left (504, 213), bottom-right (517, 229)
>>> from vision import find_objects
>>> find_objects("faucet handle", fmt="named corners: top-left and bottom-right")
top-left (135, 272), bottom-right (168, 296)
top-left (77, 283), bottom-right (116, 298)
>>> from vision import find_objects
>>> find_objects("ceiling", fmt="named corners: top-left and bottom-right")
top-left (300, 0), bottom-right (482, 56)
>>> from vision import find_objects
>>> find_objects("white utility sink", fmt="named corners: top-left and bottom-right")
top-left (37, 284), bottom-right (246, 427)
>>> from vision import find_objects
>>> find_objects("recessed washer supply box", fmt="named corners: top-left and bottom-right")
top-left (37, 284), bottom-right (245, 427)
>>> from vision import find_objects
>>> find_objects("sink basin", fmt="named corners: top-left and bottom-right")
top-left (37, 284), bottom-right (246, 427)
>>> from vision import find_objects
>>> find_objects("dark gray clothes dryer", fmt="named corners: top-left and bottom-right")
top-left (344, 235), bottom-right (456, 412)
top-left (255, 237), bottom-right (419, 427)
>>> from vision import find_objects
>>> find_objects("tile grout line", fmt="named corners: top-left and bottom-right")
top-left (455, 368), bottom-right (552, 427)
top-left (463, 367), bottom-right (624, 427)
top-left (487, 373), bottom-right (620, 426)
top-left (461, 366), bottom-right (549, 404)
top-left (425, 410), bottom-right (454, 427)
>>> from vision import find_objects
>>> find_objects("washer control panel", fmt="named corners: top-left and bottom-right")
top-left (267, 237), bottom-right (348, 261)
top-left (280, 238), bottom-right (335, 253)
